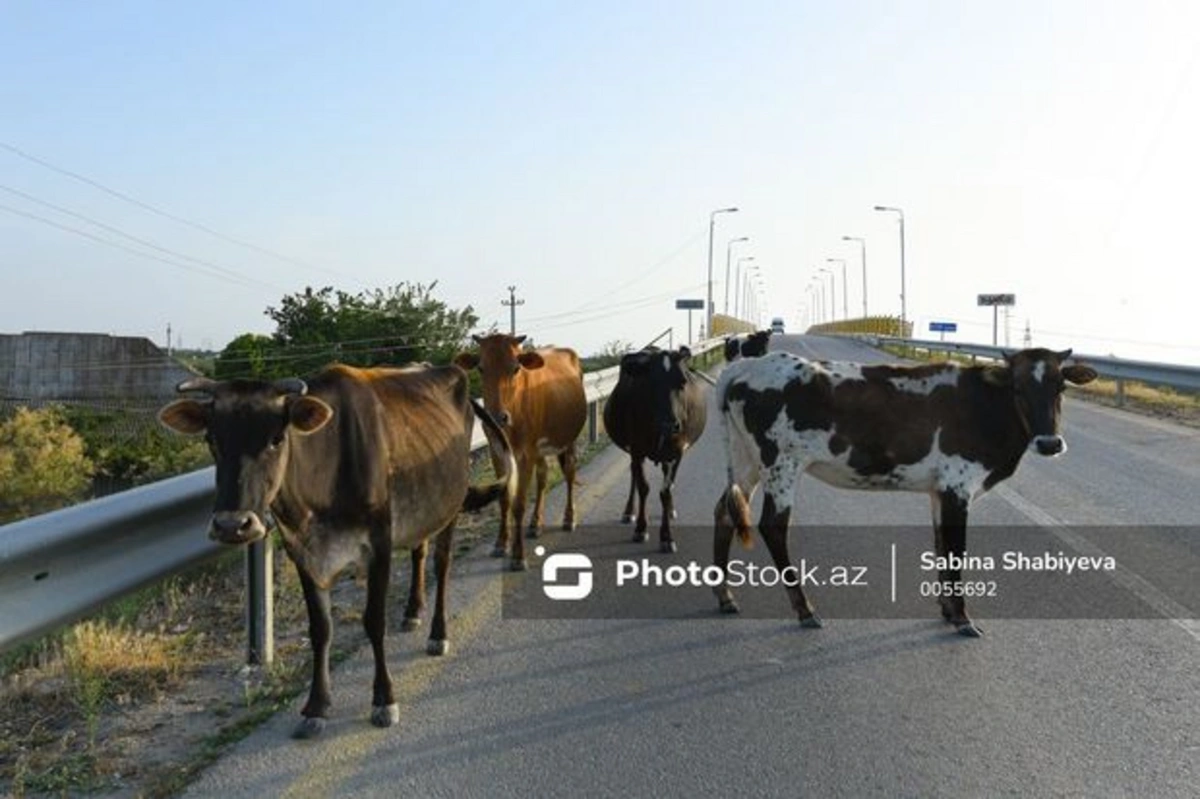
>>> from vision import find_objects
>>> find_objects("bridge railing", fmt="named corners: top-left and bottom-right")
top-left (0, 339), bottom-right (724, 661)
top-left (861, 335), bottom-right (1200, 397)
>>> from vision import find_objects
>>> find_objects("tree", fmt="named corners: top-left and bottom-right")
top-left (262, 282), bottom-right (479, 375)
top-left (213, 333), bottom-right (281, 380)
top-left (0, 407), bottom-right (94, 522)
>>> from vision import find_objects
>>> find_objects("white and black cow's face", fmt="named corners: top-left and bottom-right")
top-left (988, 349), bottom-right (1097, 457)
top-left (158, 378), bottom-right (333, 545)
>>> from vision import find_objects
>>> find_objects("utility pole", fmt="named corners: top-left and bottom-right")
top-left (502, 286), bottom-right (525, 335)
top-left (166, 322), bottom-right (172, 355)
top-left (1023, 320), bottom-right (1032, 348)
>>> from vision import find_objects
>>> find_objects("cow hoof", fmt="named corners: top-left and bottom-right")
top-left (562, 520), bottom-right (576, 532)
top-left (719, 599), bottom-right (740, 615)
top-left (427, 639), bottom-right (449, 657)
top-left (956, 622), bottom-right (984, 638)
top-left (799, 614), bottom-right (824, 629)
top-left (659, 540), bottom-right (677, 554)
top-left (527, 527), bottom-right (540, 539)
top-left (292, 717), bottom-right (327, 739)
top-left (671, 510), bottom-right (678, 520)
top-left (490, 545), bottom-right (507, 558)
top-left (400, 617), bottom-right (421, 632)
top-left (371, 703), bottom-right (400, 728)
top-left (620, 513), bottom-right (634, 524)
top-left (509, 558), bottom-right (528, 572)
top-left (632, 532), bottom-right (648, 543)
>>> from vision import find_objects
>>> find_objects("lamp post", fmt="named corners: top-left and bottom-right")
top-left (819, 267), bottom-right (836, 323)
top-left (724, 236), bottom-right (749, 315)
top-left (810, 277), bottom-right (825, 324)
top-left (743, 265), bottom-right (760, 328)
top-left (873, 205), bottom-right (906, 331)
top-left (734, 256), bottom-right (755, 319)
top-left (841, 235), bottom-right (868, 318)
top-left (707, 206), bottom-right (739, 335)
top-left (826, 258), bottom-right (848, 321)
top-left (806, 285), bottom-right (819, 324)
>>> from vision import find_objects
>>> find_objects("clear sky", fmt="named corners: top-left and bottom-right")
top-left (3, 1), bottom-right (1199, 364)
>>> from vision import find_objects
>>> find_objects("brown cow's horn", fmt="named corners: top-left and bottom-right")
top-left (176, 377), bottom-right (219, 394)
top-left (272, 378), bottom-right (308, 396)
top-left (472, 334), bottom-right (484, 343)
top-left (1057, 348), bottom-right (1073, 361)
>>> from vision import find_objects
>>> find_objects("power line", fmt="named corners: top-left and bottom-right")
top-left (0, 140), bottom-right (350, 283)
top-left (0, 182), bottom-right (283, 291)
top-left (0, 202), bottom-right (275, 289)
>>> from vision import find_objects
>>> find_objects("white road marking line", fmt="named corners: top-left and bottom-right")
top-left (995, 484), bottom-right (1200, 642)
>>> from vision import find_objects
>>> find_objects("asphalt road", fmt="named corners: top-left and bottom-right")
top-left (185, 334), bottom-right (1199, 798)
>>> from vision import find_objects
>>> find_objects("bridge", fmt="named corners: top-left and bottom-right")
top-left (4, 333), bottom-right (1199, 796)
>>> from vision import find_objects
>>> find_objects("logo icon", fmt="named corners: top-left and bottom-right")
top-left (538, 546), bottom-right (593, 600)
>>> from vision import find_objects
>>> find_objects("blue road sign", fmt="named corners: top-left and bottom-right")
top-left (929, 321), bottom-right (958, 333)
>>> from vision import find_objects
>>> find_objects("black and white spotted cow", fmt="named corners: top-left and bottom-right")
top-left (723, 330), bottom-right (772, 362)
top-left (712, 348), bottom-right (1097, 636)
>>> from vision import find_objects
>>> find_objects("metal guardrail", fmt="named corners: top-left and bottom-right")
top-left (865, 336), bottom-right (1200, 396)
top-left (0, 339), bottom-right (722, 658)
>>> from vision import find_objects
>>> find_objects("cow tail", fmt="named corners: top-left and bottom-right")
top-left (463, 400), bottom-right (517, 512)
top-left (716, 367), bottom-right (754, 549)
top-left (726, 484), bottom-right (754, 549)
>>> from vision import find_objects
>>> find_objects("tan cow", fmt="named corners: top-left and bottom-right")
top-left (456, 333), bottom-right (586, 570)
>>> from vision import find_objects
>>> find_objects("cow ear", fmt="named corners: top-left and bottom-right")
top-left (514, 335), bottom-right (527, 345)
top-left (675, 346), bottom-right (692, 363)
top-left (517, 351), bottom-right (545, 370)
top-left (471, 334), bottom-right (483, 343)
top-left (159, 399), bottom-right (208, 435)
top-left (454, 352), bottom-right (479, 371)
top-left (981, 365), bottom-right (1012, 387)
top-left (289, 396), bottom-right (333, 434)
top-left (1056, 348), bottom-right (1073, 361)
top-left (1062, 364), bottom-right (1098, 385)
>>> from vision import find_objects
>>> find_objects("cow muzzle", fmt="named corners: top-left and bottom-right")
top-left (209, 511), bottom-right (269, 545)
top-left (1032, 435), bottom-right (1067, 457)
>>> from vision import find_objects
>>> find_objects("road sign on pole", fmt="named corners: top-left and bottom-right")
top-left (675, 299), bottom-right (705, 345)
top-left (929, 321), bottom-right (957, 341)
top-left (977, 294), bottom-right (1015, 345)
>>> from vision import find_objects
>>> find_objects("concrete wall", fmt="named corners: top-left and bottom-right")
top-left (0, 332), bottom-right (197, 404)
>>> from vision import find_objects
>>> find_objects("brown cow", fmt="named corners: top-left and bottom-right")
top-left (158, 364), bottom-right (514, 738)
top-left (455, 333), bottom-right (586, 571)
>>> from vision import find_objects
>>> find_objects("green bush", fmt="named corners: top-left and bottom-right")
top-left (0, 407), bottom-right (94, 522)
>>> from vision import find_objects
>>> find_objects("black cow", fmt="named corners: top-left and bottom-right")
top-left (724, 329), bottom-right (772, 361)
top-left (158, 364), bottom-right (514, 738)
top-left (603, 346), bottom-right (708, 553)
top-left (712, 348), bottom-right (1097, 636)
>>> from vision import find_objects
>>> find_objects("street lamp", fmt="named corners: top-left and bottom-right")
top-left (826, 258), bottom-right (848, 321)
top-left (743, 265), bottom-right (760, 328)
top-left (810, 277), bottom-right (825, 324)
top-left (724, 236), bottom-right (749, 315)
top-left (707, 206), bottom-right (739, 335)
top-left (819, 267), bottom-right (836, 323)
top-left (841, 235), bottom-right (868, 318)
top-left (873, 205), bottom-right (906, 332)
top-left (734, 256), bottom-right (755, 319)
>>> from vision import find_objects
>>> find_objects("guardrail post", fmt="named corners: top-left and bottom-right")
top-left (1115, 378), bottom-right (1126, 408)
top-left (246, 537), bottom-right (274, 665)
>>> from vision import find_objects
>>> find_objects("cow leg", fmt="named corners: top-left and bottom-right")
top-left (631, 456), bottom-right (651, 543)
top-left (712, 488), bottom-right (740, 613)
top-left (620, 462), bottom-right (637, 524)
top-left (658, 458), bottom-right (681, 553)
top-left (509, 455), bottom-right (534, 571)
top-left (933, 490), bottom-right (982, 637)
top-left (294, 568), bottom-right (334, 738)
top-left (427, 522), bottom-right (454, 656)
top-left (758, 467), bottom-right (821, 627)
top-left (491, 463), bottom-right (512, 558)
top-left (527, 456), bottom-right (549, 538)
top-left (364, 534), bottom-right (399, 728)
top-left (558, 445), bottom-right (578, 531)
top-left (401, 539), bottom-right (427, 631)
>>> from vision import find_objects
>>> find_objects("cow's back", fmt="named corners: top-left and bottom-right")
top-left (513, 348), bottom-right (586, 451)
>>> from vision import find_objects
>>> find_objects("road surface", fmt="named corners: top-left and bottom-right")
top-left (185, 334), bottom-right (1199, 798)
